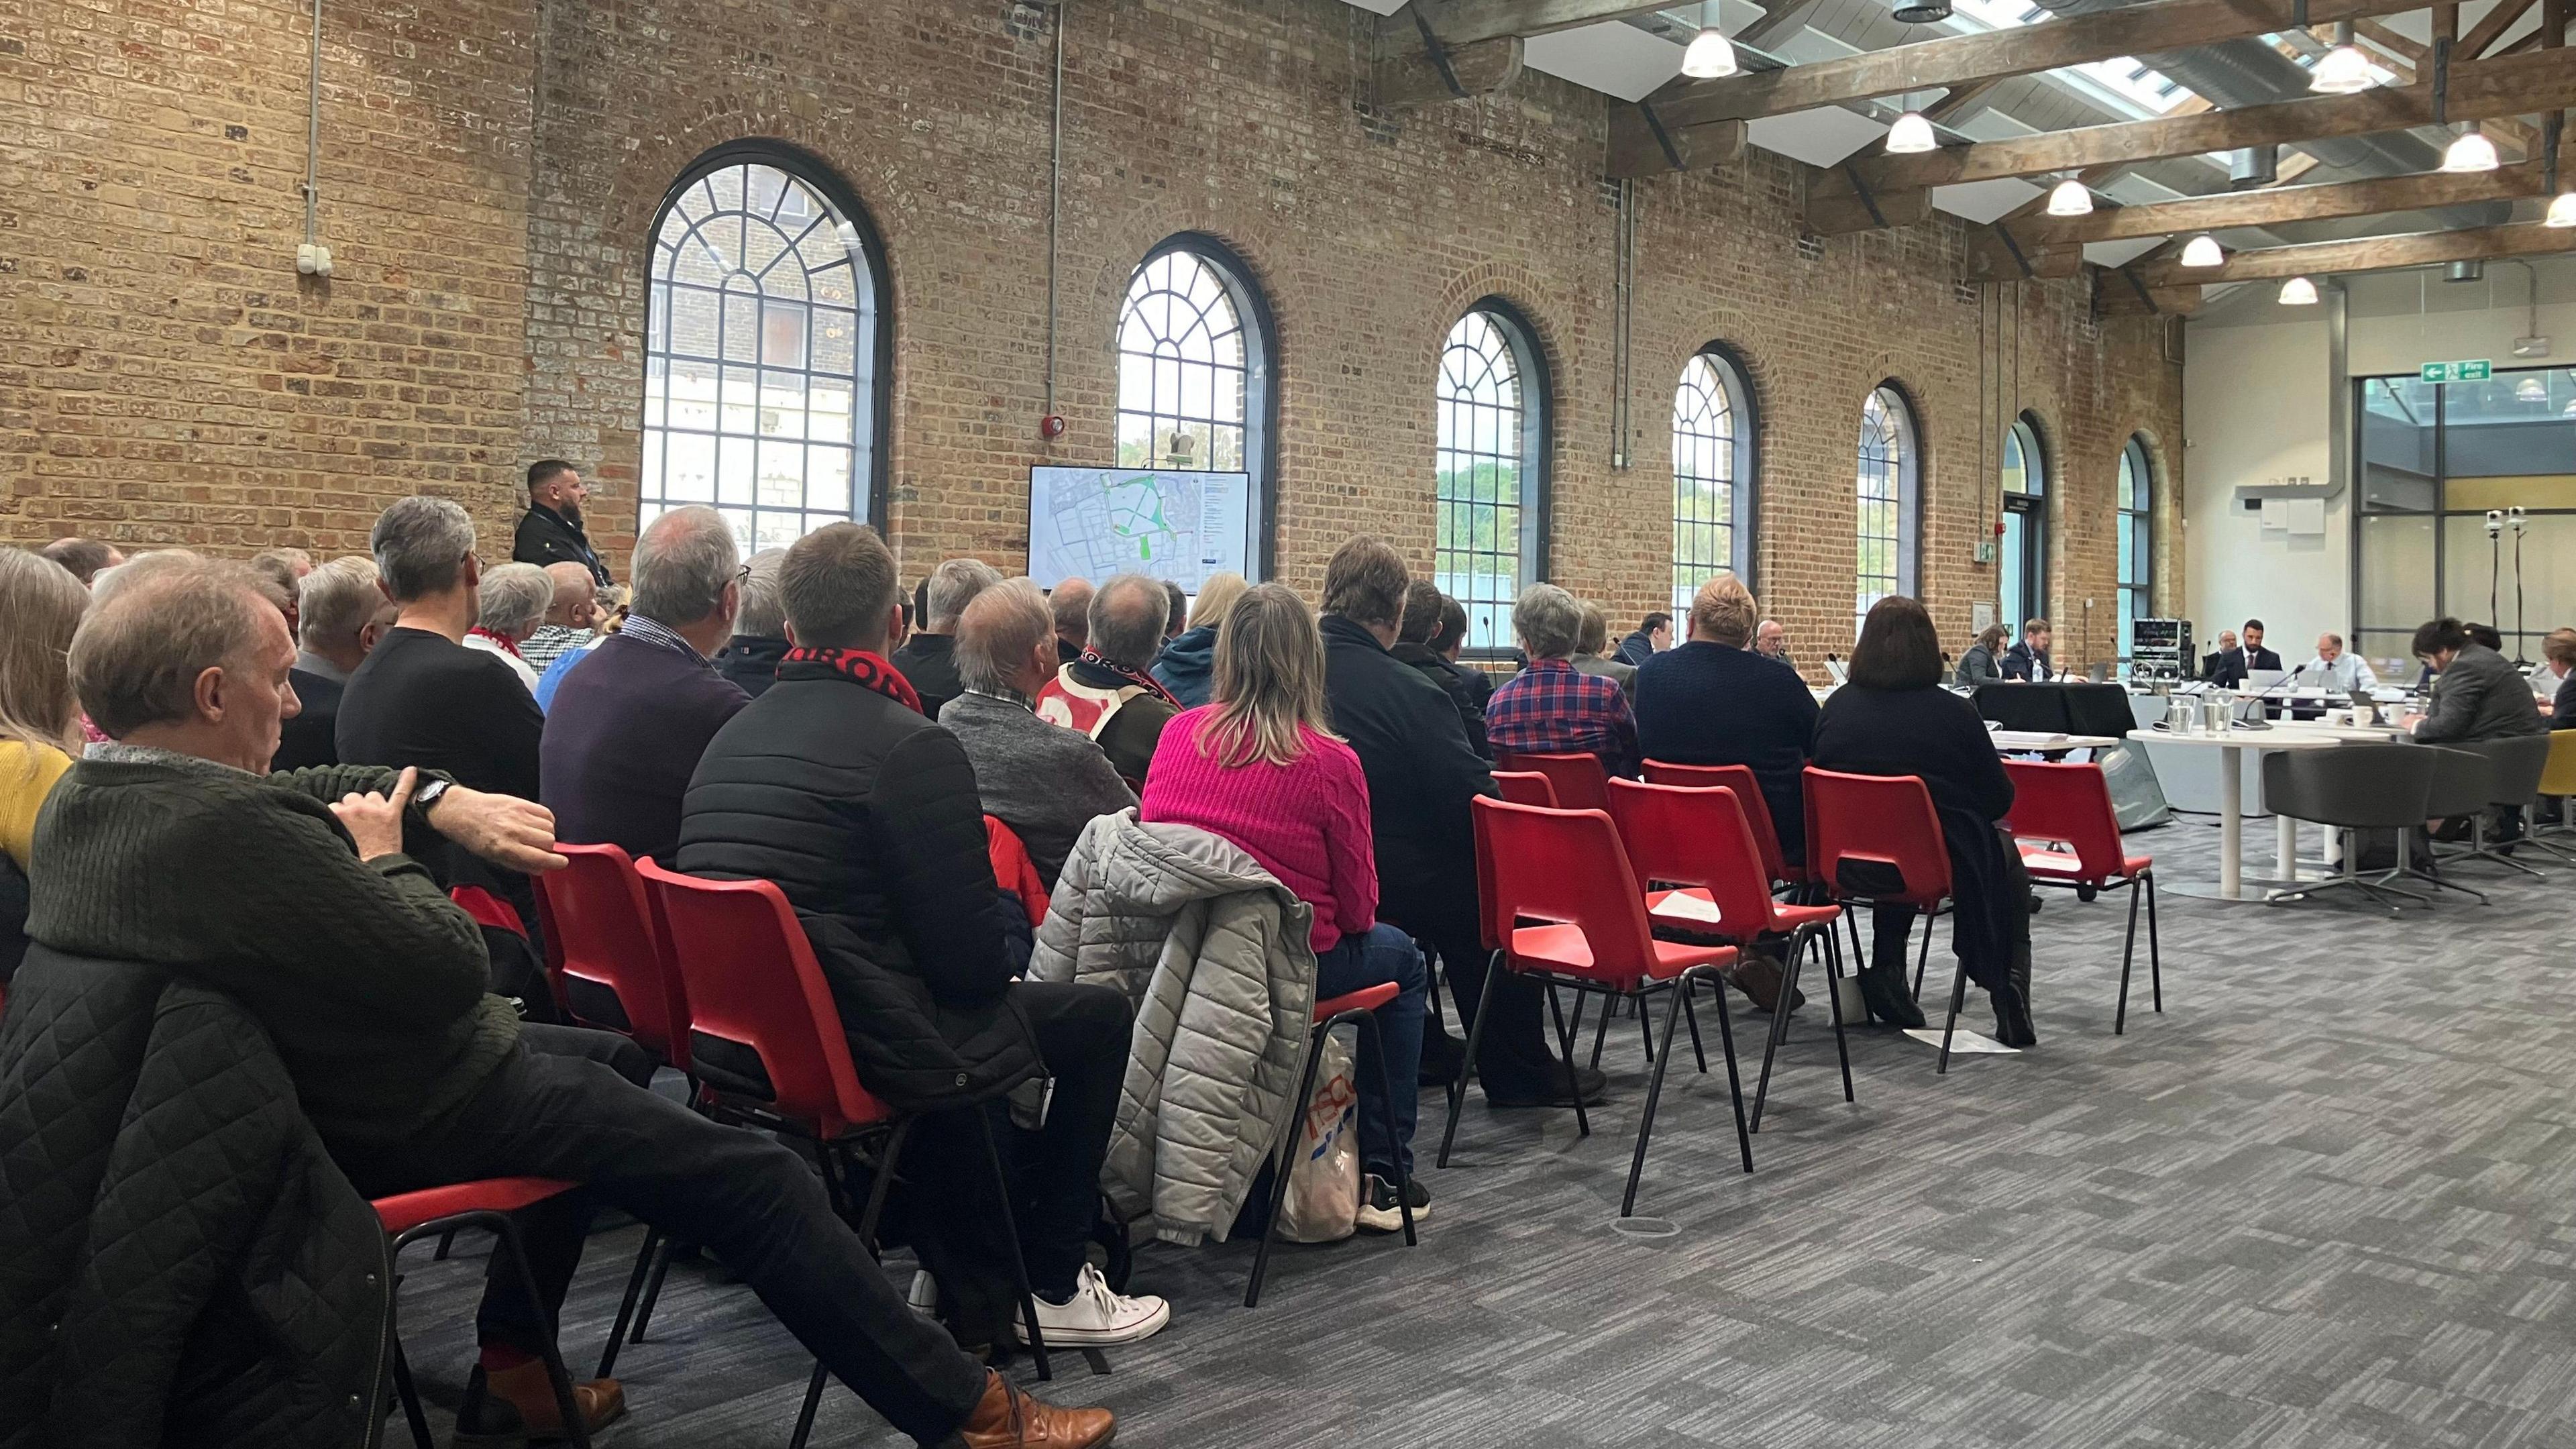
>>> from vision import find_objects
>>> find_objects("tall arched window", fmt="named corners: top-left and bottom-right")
top-left (1855, 384), bottom-right (1919, 631)
top-left (1116, 236), bottom-right (1274, 578)
top-left (2118, 435), bottom-right (2155, 657)
top-left (2000, 414), bottom-right (2048, 628)
top-left (1672, 347), bottom-right (1756, 607)
top-left (643, 145), bottom-right (888, 553)
top-left (1436, 302), bottom-right (1549, 651)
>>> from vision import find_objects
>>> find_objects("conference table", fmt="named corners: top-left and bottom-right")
top-left (1990, 731), bottom-right (2121, 755)
top-left (2122, 725), bottom-right (2368, 902)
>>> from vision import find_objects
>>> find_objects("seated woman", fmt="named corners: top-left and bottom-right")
top-left (1140, 583), bottom-right (1428, 1232)
top-left (1485, 583), bottom-right (1640, 777)
top-left (1953, 623), bottom-right (2008, 688)
top-left (2, 549), bottom-right (90, 981)
top-left (1813, 595), bottom-right (2036, 1046)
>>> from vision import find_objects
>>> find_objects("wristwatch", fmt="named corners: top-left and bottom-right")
top-left (412, 777), bottom-right (452, 813)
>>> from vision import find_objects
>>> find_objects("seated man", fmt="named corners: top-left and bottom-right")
top-left (466, 561), bottom-right (553, 694)
top-left (893, 557), bottom-right (1004, 721)
top-left (1614, 611), bottom-right (1669, 667)
top-left (714, 549), bottom-right (791, 698)
top-left (1754, 618), bottom-right (1793, 668)
top-left (2411, 616), bottom-right (2546, 744)
top-left (2239, 619), bottom-right (2284, 674)
top-left (940, 577), bottom-right (1137, 888)
top-left (1571, 601), bottom-right (1638, 699)
top-left (519, 561), bottom-right (604, 674)
top-left (1389, 581), bottom-right (1489, 759)
top-left (2303, 631), bottom-right (2379, 694)
top-left (541, 506), bottom-right (750, 865)
top-left (29, 558), bottom-right (1110, 1448)
top-left (2000, 618), bottom-right (2055, 681)
top-left (1487, 584), bottom-right (1640, 777)
top-left (1035, 572), bottom-right (1177, 784)
top-left (274, 555), bottom-right (394, 771)
top-left (2201, 628), bottom-right (2240, 684)
top-left (2540, 627), bottom-right (2576, 728)
top-left (682, 524), bottom-right (1165, 1352)
top-left (1047, 576), bottom-right (1093, 663)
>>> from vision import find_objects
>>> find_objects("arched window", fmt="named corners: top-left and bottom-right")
top-left (1672, 347), bottom-right (1756, 607)
top-left (1116, 236), bottom-right (1274, 578)
top-left (1436, 302), bottom-right (1549, 651)
top-left (2000, 413), bottom-right (2048, 629)
top-left (2118, 436), bottom-right (2155, 657)
top-left (643, 146), bottom-right (888, 553)
top-left (1855, 384), bottom-right (1919, 631)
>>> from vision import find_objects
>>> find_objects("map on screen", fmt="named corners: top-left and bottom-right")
top-left (1028, 467), bottom-right (1250, 590)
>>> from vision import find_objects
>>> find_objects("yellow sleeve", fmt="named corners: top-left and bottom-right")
top-left (0, 741), bottom-right (72, 871)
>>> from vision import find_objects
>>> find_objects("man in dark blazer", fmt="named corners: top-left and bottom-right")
top-left (2000, 619), bottom-right (2055, 681)
top-left (511, 459), bottom-right (610, 585)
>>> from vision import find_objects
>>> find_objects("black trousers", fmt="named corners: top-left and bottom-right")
top-left (330, 1026), bottom-right (987, 1447)
top-left (1865, 845), bottom-right (2033, 991)
top-left (890, 981), bottom-right (1128, 1345)
top-left (1377, 877), bottom-right (1557, 1097)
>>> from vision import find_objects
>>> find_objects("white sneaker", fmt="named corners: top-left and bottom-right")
top-left (1015, 1262), bottom-right (1171, 1347)
top-left (906, 1268), bottom-right (937, 1314)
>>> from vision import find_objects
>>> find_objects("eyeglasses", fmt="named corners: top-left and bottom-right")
top-left (735, 565), bottom-right (753, 586)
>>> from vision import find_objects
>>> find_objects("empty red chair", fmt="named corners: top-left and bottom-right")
top-left (1494, 751), bottom-right (1612, 814)
top-left (985, 816), bottom-right (1052, 928)
top-left (1804, 767), bottom-right (1976, 1074)
top-left (1608, 778), bottom-right (1851, 1130)
top-left (1242, 981), bottom-right (1417, 1308)
top-left (1642, 760), bottom-right (1807, 888)
top-left (2003, 759), bottom-right (2160, 1034)
top-left (1491, 769), bottom-right (1559, 808)
top-left (376, 1177), bottom-right (594, 1449)
top-left (1439, 796), bottom-right (1743, 1218)
top-left (634, 859), bottom-right (1054, 1435)
top-left (533, 843), bottom-right (692, 1072)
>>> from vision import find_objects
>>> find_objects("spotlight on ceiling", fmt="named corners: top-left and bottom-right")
top-left (1885, 111), bottom-right (1937, 154)
top-left (2310, 22), bottom-right (2375, 94)
top-left (1680, 0), bottom-right (1737, 78)
top-left (2277, 276), bottom-right (2320, 306)
top-left (2179, 234), bottom-right (2224, 268)
top-left (2045, 178), bottom-right (2093, 217)
top-left (2546, 192), bottom-right (2576, 228)
top-left (2442, 123), bottom-right (2500, 174)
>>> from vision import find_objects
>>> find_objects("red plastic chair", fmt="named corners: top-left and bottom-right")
top-left (633, 859), bottom-right (1054, 1440)
top-left (1494, 751), bottom-right (1612, 814)
top-left (1439, 796), bottom-right (1744, 1217)
top-left (1642, 760), bottom-right (1807, 889)
top-left (1607, 779), bottom-right (1853, 1130)
top-left (1242, 981), bottom-right (1417, 1308)
top-left (532, 843), bottom-right (692, 1073)
top-left (1491, 770), bottom-right (1559, 808)
top-left (984, 816), bottom-right (1053, 928)
top-left (376, 1177), bottom-right (594, 1449)
top-left (2002, 759), bottom-right (2160, 1034)
top-left (1804, 767), bottom-right (1978, 1073)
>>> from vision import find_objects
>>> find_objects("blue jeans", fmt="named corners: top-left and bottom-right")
top-left (1312, 922), bottom-right (1426, 1182)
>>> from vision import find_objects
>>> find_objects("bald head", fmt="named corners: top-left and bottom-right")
top-left (1049, 578), bottom-right (1094, 653)
top-left (542, 561), bottom-right (598, 628)
top-left (1087, 574), bottom-right (1171, 671)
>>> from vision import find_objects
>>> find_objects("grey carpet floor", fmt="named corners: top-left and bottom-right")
top-left (393, 816), bottom-right (2576, 1448)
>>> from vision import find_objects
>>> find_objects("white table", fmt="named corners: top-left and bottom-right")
top-left (1991, 731), bottom-right (2121, 753)
top-left (2123, 728), bottom-right (2347, 900)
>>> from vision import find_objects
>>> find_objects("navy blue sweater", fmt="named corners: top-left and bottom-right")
top-left (540, 631), bottom-right (749, 865)
top-left (1632, 639), bottom-right (1821, 862)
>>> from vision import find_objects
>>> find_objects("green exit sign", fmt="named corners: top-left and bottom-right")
top-left (2420, 360), bottom-right (2493, 383)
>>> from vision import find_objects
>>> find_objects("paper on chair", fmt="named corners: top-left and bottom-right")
top-left (1648, 889), bottom-right (1725, 924)
top-left (1902, 1028), bottom-right (2019, 1054)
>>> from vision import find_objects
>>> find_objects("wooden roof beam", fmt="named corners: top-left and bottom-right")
top-left (1426, 0), bottom-right (1676, 47)
top-left (2131, 221), bottom-right (2576, 286)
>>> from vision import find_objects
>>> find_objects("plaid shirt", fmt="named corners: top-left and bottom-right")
top-left (1486, 658), bottom-right (1640, 777)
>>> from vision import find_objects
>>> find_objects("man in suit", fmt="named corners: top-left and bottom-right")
top-left (511, 459), bottom-right (611, 585)
top-left (272, 555), bottom-right (394, 771)
top-left (2201, 628), bottom-right (2239, 683)
top-left (2000, 618), bottom-right (2055, 682)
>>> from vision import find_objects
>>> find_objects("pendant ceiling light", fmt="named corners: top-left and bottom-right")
top-left (2546, 191), bottom-right (2576, 228)
top-left (2310, 22), bottom-right (2376, 94)
top-left (2443, 123), bottom-right (2501, 174)
top-left (1886, 110), bottom-right (1936, 154)
top-left (2179, 234), bottom-right (2224, 268)
top-left (2277, 276), bottom-right (2320, 306)
top-left (2516, 374), bottom-right (2549, 402)
top-left (2045, 178), bottom-right (2094, 217)
top-left (1681, 0), bottom-right (1737, 78)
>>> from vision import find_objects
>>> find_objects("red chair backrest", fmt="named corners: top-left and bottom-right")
top-left (1605, 779), bottom-right (1778, 944)
top-left (1495, 751), bottom-right (1612, 814)
top-left (984, 816), bottom-right (1051, 928)
top-left (1642, 760), bottom-right (1798, 886)
top-left (2001, 760), bottom-right (2127, 883)
top-left (632, 859), bottom-right (889, 1140)
top-left (532, 843), bottom-right (690, 1071)
top-left (1803, 766), bottom-right (1952, 907)
top-left (1491, 770), bottom-right (1559, 808)
top-left (1470, 796), bottom-right (1663, 987)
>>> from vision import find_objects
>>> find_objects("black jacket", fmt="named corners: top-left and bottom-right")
top-left (890, 633), bottom-right (967, 722)
top-left (511, 504), bottom-right (609, 584)
top-left (2203, 645), bottom-right (2281, 688)
top-left (0, 948), bottom-right (392, 1449)
top-left (1613, 630), bottom-right (1658, 668)
top-left (1633, 640), bottom-right (1819, 863)
top-left (712, 634), bottom-right (791, 699)
top-left (676, 659), bottom-right (1036, 1112)
top-left (2000, 641), bottom-right (2054, 682)
top-left (1389, 641), bottom-right (1491, 759)
top-left (2555, 669), bottom-right (2576, 731)
top-left (1319, 615), bottom-right (1495, 898)
top-left (273, 667), bottom-right (343, 772)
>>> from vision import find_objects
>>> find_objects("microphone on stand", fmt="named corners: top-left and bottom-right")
top-left (2231, 662), bottom-right (2306, 730)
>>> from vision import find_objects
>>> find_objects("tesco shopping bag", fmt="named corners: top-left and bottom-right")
top-left (1277, 1034), bottom-right (1359, 1244)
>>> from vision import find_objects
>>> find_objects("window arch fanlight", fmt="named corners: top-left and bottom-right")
top-left (1854, 382), bottom-right (1921, 633)
top-left (2000, 412), bottom-right (2049, 631)
top-left (1672, 344), bottom-right (1758, 608)
top-left (1435, 299), bottom-right (1551, 653)
top-left (641, 141), bottom-right (892, 556)
top-left (1116, 233), bottom-right (1277, 580)
top-left (2118, 434), bottom-right (2155, 658)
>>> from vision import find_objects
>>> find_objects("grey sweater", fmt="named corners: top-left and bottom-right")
top-left (941, 688), bottom-right (1138, 887)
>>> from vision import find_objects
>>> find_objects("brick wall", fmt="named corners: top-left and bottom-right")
top-left (7, 0), bottom-right (2184, 673)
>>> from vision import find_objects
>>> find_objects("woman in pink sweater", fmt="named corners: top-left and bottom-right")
top-left (1140, 583), bottom-right (1428, 1230)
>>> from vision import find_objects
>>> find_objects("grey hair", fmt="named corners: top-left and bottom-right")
top-left (70, 559), bottom-right (275, 739)
top-left (734, 547), bottom-right (788, 639)
top-left (956, 578), bottom-right (1054, 695)
top-left (632, 505), bottom-right (739, 625)
top-left (299, 556), bottom-right (383, 650)
top-left (89, 549), bottom-right (205, 610)
top-left (370, 496), bottom-right (478, 602)
top-left (1512, 584), bottom-right (1584, 661)
top-left (476, 561), bottom-right (553, 639)
top-left (1087, 574), bottom-right (1171, 670)
top-left (925, 557), bottom-right (1005, 632)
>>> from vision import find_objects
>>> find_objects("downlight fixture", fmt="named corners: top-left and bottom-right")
top-left (2277, 276), bottom-right (2320, 306)
top-left (1681, 0), bottom-right (1737, 78)
top-left (2179, 235), bottom-right (2224, 268)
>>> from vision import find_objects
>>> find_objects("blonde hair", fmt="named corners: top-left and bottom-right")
top-left (1688, 574), bottom-right (1757, 648)
top-left (1201, 583), bottom-right (1337, 769)
top-left (1, 549), bottom-right (90, 766)
top-left (1187, 572), bottom-right (1249, 630)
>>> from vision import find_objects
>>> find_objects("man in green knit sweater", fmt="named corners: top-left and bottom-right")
top-left (26, 558), bottom-right (1114, 1449)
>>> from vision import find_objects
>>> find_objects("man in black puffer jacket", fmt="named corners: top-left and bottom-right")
top-left (680, 523), bottom-right (1164, 1355)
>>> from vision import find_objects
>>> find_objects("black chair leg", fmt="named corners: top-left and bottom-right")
top-left (1704, 975), bottom-right (1755, 1175)
top-left (489, 1214), bottom-right (596, 1449)
top-left (2144, 870), bottom-right (2162, 1013)
top-left (1750, 941), bottom-right (1804, 1134)
top-left (1912, 911), bottom-right (1935, 1000)
top-left (1635, 989), bottom-right (1657, 1064)
top-left (596, 1226), bottom-right (663, 1378)
top-left (2115, 874), bottom-right (2142, 1036)
top-left (1353, 1010), bottom-right (1417, 1246)
top-left (1820, 925), bottom-right (1855, 1104)
top-left (1935, 960), bottom-right (1969, 1076)
top-left (971, 1111), bottom-right (1051, 1379)
top-left (788, 1360), bottom-right (832, 1449)
top-left (390, 1338), bottom-right (435, 1449)
top-left (1438, 953), bottom-right (1505, 1169)
top-left (1679, 985), bottom-right (1708, 1074)
top-left (1545, 983), bottom-right (1591, 1139)
top-left (1619, 973), bottom-right (1698, 1217)
top-left (1247, 1019), bottom-right (1334, 1308)
top-left (625, 1232), bottom-right (675, 1347)
top-left (786, 1123), bottom-right (909, 1449)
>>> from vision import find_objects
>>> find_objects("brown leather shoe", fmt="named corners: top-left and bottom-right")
top-left (953, 1368), bottom-right (1116, 1448)
top-left (1727, 948), bottom-right (1805, 1014)
top-left (455, 1359), bottom-right (627, 1446)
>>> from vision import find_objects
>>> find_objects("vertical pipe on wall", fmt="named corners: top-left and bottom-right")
top-left (2328, 278), bottom-right (2353, 637)
top-left (1044, 2), bottom-right (1067, 419)
top-left (1611, 178), bottom-right (1634, 470)
top-left (303, 0), bottom-right (323, 249)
